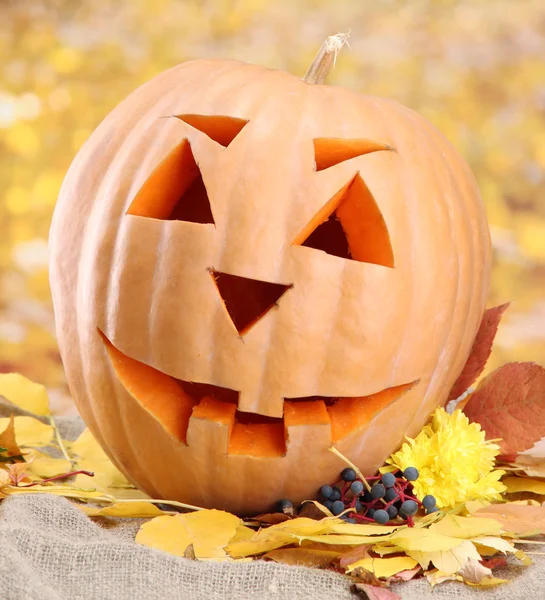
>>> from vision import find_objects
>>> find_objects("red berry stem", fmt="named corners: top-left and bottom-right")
top-left (16, 470), bottom-right (95, 487)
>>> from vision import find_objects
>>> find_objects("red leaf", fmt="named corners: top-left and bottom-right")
top-left (463, 362), bottom-right (545, 457)
top-left (351, 584), bottom-right (402, 600)
top-left (448, 303), bottom-right (510, 401)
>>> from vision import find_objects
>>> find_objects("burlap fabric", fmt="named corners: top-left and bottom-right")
top-left (0, 406), bottom-right (543, 599)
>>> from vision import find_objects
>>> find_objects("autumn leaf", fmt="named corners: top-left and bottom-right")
top-left (503, 475), bottom-right (545, 495)
top-left (69, 428), bottom-right (130, 490)
top-left (458, 557), bottom-right (502, 584)
top-left (27, 451), bottom-right (71, 479)
top-left (0, 415), bottom-right (23, 459)
top-left (408, 539), bottom-right (481, 573)
top-left (480, 557), bottom-right (508, 569)
top-left (448, 303), bottom-right (509, 401)
top-left (338, 545), bottom-right (371, 569)
top-left (346, 556), bottom-right (419, 578)
top-left (463, 362), bottom-right (545, 458)
top-left (6, 461), bottom-right (31, 485)
top-left (136, 510), bottom-right (241, 559)
top-left (392, 566), bottom-right (422, 581)
top-left (80, 501), bottom-right (168, 518)
top-left (264, 547), bottom-right (341, 568)
top-left (0, 416), bottom-right (53, 447)
top-left (0, 373), bottom-right (51, 416)
top-left (351, 583), bottom-right (401, 600)
top-left (475, 502), bottom-right (545, 536)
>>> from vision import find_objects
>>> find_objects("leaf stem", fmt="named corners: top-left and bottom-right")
top-left (48, 415), bottom-right (76, 468)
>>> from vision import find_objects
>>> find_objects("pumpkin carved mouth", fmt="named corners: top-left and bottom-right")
top-left (99, 329), bottom-right (417, 458)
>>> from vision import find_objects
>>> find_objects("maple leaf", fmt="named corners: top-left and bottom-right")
top-left (474, 502), bottom-right (545, 536)
top-left (351, 583), bottom-right (401, 600)
top-left (0, 415), bottom-right (24, 460)
top-left (448, 303), bottom-right (509, 401)
top-left (463, 362), bottom-right (545, 458)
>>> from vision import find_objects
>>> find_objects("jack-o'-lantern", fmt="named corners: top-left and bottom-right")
top-left (49, 36), bottom-right (491, 515)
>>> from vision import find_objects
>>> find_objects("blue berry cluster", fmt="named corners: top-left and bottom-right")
top-left (276, 466), bottom-right (438, 526)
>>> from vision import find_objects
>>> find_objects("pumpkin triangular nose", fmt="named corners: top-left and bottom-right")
top-left (210, 270), bottom-right (292, 335)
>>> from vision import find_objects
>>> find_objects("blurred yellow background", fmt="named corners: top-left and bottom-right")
top-left (1, 0), bottom-right (544, 414)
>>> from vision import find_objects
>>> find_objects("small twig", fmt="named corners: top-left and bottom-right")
top-left (114, 497), bottom-right (205, 512)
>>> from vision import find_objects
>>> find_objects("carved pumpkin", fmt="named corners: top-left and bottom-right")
top-left (49, 37), bottom-right (491, 514)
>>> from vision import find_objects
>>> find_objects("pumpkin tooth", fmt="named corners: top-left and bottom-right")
top-left (176, 114), bottom-right (248, 147)
top-left (313, 137), bottom-right (394, 171)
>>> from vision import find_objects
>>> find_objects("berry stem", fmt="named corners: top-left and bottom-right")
top-left (16, 470), bottom-right (95, 487)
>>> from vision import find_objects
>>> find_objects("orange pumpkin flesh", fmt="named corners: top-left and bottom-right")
top-left (49, 56), bottom-right (491, 514)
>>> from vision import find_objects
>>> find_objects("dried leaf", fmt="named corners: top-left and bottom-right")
top-left (0, 469), bottom-right (10, 488)
top-left (81, 501), bottom-right (168, 518)
top-left (136, 510), bottom-right (241, 559)
top-left (392, 566), bottom-right (422, 581)
top-left (6, 461), bottom-right (31, 485)
top-left (475, 502), bottom-right (545, 535)
top-left (0, 373), bottom-right (51, 416)
top-left (425, 569), bottom-right (461, 586)
top-left (458, 557), bottom-right (493, 583)
top-left (503, 476), bottom-right (545, 495)
top-left (297, 500), bottom-right (333, 519)
top-left (351, 583), bottom-right (402, 600)
top-left (27, 452), bottom-right (71, 479)
top-left (184, 544), bottom-right (196, 560)
top-left (338, 545), bottom-right (371, 569)
top-left (264, 547), bottom-right (340, 568)
top-left (463, 362), bottom-right (545, 458)
top-left (479, 556), bottom-right (508, 569)
top-left (448, 303), bottom-right (509, 401)
top-left (346, 556), bottom-right (418, 578)
top-left (389, 527), bottom-right (464, 552)
top-left (0, 415), bottom-right (22, 457)
top-left (409, 539), bottom-right (481, 573)
top-left (248, 513), bottom-right (292, 525)
top-left (472, 535), bottom-right (516, 555)
top-left (430, 514), bottom-right (502, 539)
top-left (69, 429), bottom-right (130, 489)
top-left (0, 416), bottom-right (53, 447)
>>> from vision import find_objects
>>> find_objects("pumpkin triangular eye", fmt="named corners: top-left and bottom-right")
top-left (314, 138), bottom-right (393, 171)
top-left (293, 174), bottom-right (394, 268)
top-left (210, 270), bottom-right (292, 335)
top-left (177, 115), bottom-right (248, 147)
top-left (127, 139), bottom-right (214, 223)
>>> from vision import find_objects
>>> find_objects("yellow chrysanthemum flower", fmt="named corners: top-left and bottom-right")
top-left (384, 408), bottom-right (506, 509)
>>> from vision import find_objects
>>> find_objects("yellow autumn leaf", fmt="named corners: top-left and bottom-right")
top-left (0, 373), bottom-right (50, 416)
top-left (327, 522), bottom-right (402, 536)
top-left (472, 536), bottom-right (517, 556)
top-left (430, 514), bottom-right (503, 539)
top-left (346, 556), bottom-right (418, 578)
top-left (81, 501), bottom-right (167, 518)
top-left (503, 476), bottom-right (545, 495)
top-left (0, 416), bottom-right (53, 446)
top-left (426, 569), bottom-right (462, 587)
top-left (0, 469), bottom-right (10, 489)
top-left (294, 533), bottom-right (395, 547)
top-left (69, 428), bottom-right (108, 461)
top-left (137, 510), bottom-right (241, 559)
top-left (27, 452), bottom-right (71, 479)
top-left (69, 428), bottom-right (130, 489)
top-left (408, 539), bottom-right (481, 573)
top-left (229, 525), bottom-right (255, 544)
top-left (389, 527), bottom-right (464, 552)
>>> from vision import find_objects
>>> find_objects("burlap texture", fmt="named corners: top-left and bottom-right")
top-left (0, 405), bottom-right (543, 599)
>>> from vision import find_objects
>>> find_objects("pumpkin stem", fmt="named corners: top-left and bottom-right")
top-left (302, 32), bottom-right (351, 85)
